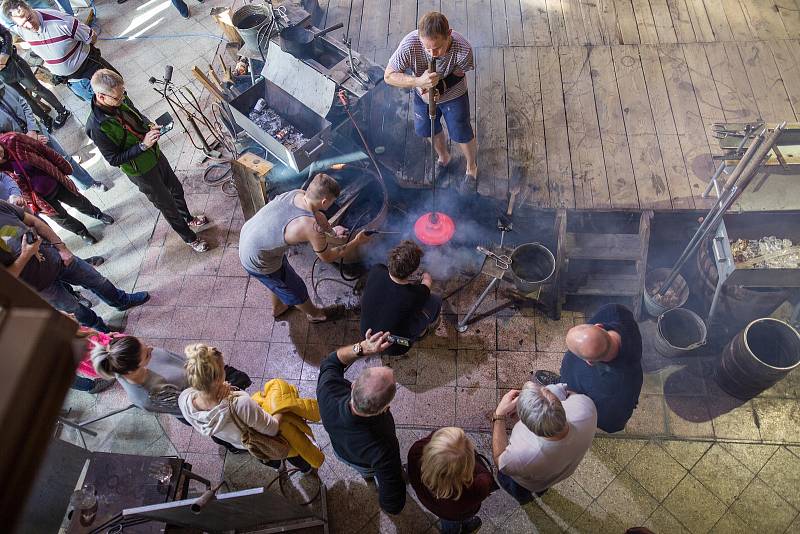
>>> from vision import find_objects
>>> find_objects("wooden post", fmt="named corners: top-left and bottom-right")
top-left (232, 152), bottom-right (273, 220)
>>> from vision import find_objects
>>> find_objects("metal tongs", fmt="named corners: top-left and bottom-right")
top-left (476, 246), bottom-right (511, 270)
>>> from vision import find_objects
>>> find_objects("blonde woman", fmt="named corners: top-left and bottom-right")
top-left (177, 343), bottom-right (312, 472)
top-left (407, 427), bottom-right (494, 534)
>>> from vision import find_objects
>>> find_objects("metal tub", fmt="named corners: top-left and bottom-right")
top-left (229, 77), bottom-right (331, 171)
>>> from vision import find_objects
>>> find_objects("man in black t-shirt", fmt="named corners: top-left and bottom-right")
top-left (0, 200), bottom-right (149, 331)
top-left (316, 329), bottom-right (407, 515)
top-left (360, 240), bottom-right (442, 355)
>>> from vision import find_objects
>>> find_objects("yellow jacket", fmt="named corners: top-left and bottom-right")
top-left (251, 379), bottom-right (325, 468)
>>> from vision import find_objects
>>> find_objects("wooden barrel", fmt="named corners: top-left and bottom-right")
top-left (715, 318), bottom-right (800, 399)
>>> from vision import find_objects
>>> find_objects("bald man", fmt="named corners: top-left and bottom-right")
top-left (316, 330), bottom-right (407, 515)
top-left (559, 304), bottom-right (643, 433)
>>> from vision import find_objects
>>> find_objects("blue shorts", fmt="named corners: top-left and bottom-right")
top-left (413, 91), bottom-right (474, 144)
top-left (246, 256), bottom-right (309, 306)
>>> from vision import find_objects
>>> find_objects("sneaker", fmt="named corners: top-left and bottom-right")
top-left (187, 215), bottom-right (209, 230)
top-left (76, 292), bottom-right (93, 308)
top-left (532, 370), bottom-right (561, 386)
top-left (83, 255), bottom-right (105, 267)
top-left (116, 291), bottom-right (150, 311)
top-left (188, 239), bottom-right (210, 253)
top-left (90, 182), bottom-right (109, 192)
top-left (53, 109), bottom-right (71, 129)
top-left (98, 213), bottom-right (115, 225)
top-left (461, 517), bottom-right (482, 533)
top-left (87, 377), bottom-right (116, 394)
top-left (78, 231), bottom-right (98, 245)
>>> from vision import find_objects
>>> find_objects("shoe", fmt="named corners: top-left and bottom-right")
top-left (87, 377), bottom-right (116, 394)
top-left (83, 255), bottom-right (105, 267)
top-left (116, 291), bottom-right (150, 311)
top-left (98, 213), bottom-right (115, 225)
top-left (53, 109), bottom-right (71, 129)
top-left (91, 182), bottom-right (109, 192)
top-left (187, 215), bottom-right (209, 230)
top-left (41, 116), bottom-right (54, 132)
top-left (460, 517), bottom-right (482, 533)
top-left (532, 370), bottom-right (561, 386)
top-left (79, 231), bottom-right (98, 245)
top-left (76, 292), bottom-right (93, 308)
top-left (188, 239), bottom-right (210, 253)
top-left (116, 0), bottom-right (127, 4)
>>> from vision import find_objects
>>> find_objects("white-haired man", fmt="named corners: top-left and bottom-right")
top-left (86, 69), bottom-right (210, 252)
top-left (491, 382), bottom-right (596, 504)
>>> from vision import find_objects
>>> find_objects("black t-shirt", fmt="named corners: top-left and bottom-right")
top-left (316, 352), bottom-right (406, 514)
top-left (359, 264), bottom-right (430, 355)
top-left (560, 304), bottom-right (643, 433)
top-left (0, 200), bottom-right (61, 290)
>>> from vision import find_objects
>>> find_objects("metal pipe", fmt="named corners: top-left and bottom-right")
top-left (457, 277), bottom-right (500, 332)
top-left (659, 124), bottom-right (784, 295)
top-left (703, 126), bottom-right (757, 198)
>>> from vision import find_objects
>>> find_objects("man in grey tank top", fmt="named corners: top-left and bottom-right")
top-left (239, 173), bottom-right (370, 323)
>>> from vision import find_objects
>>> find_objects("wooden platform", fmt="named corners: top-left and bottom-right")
top-left (309, 0), bottom-right (800, 210)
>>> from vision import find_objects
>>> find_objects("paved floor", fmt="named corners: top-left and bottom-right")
top-left (42, 0), bottom-right (800, 533)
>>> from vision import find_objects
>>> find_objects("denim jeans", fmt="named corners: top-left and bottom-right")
top-left (334, 449), bottom-right (376, 478)
top-left (496, 470), bottom-right (534, 505)
top-left (46, 132), bottom-right (97, 190)
top-left (171, 0), bottom-right (189, 17)
top-left (67, 78), bottom-right (95, 103)
top-left (39, 256), bottom-right (128, 330)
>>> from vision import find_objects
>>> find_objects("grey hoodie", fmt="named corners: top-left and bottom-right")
top-left (177, 389), bottom-right (278, 449)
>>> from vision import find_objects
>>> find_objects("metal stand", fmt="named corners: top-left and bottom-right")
top-left (57, 404), bottom-right (137, 449)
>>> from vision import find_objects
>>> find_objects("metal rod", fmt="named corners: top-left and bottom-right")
top-left (703, 126), bottom-right (755, 198)
top-left (706, 236), bottom-right (728, 326)
top-left (659, 123), bottom-right (784, 295)
top-left (457, 277), bottom-right (500, 332)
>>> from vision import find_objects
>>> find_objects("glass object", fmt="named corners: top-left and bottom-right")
top-left (70, 483), bottom-right (98, 526)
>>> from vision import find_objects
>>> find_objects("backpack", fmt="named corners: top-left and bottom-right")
top-left (227, 394), bottom-right (291, 461)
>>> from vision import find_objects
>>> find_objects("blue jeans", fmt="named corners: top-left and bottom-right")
top-left (53, 0), bottom-right (74, 15)
top-left (496, 470), bottom-right (534, 505)
top-left (39, 256), bottom-right (129, 330)
top-left (171, 0), bottom-right (189, 17)
top-left (413, 91), bottom-right (474, 144)
top-left (334, 449), bottom-right (375, 478)
top-left (67, 78), bottom-right (94, 102)
top-left (46, 132), bottom-right (97, 189)
top-left (409, 293), bottom-right (442, 339)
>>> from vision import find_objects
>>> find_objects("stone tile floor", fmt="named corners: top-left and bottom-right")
top-left (43, 1), bottom-right (800, 532)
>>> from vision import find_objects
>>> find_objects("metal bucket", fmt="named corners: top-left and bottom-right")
top-left (644, 268), bottom-right (689, 317)
top-left (715, 318), bottom-right (800, 399)
top-left (231, 5), bottom-right (274, 59)
top-left (509, 243), bottom-right (555, 299)
top-left (654, 308), bottom-right (707, 357)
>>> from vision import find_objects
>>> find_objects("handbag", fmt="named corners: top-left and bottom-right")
top-left (226, 394), bottom-right (291, 461)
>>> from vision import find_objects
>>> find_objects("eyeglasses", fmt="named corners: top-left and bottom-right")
top-left (98, 92), bottom-right (124, 102)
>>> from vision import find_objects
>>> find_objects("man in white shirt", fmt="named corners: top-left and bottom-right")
top-left (491, 381), bottom-right (597, 503)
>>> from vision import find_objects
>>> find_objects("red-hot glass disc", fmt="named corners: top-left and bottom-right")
top-left (414, 212), bottom-right (455, 246)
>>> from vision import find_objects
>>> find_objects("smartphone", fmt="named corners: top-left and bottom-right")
top-left (387, 334), bottom-right (411, 347)
top-left (24, 229), bottom-right (38, 244)
top-left (154, 112), bottom-right (174, 135)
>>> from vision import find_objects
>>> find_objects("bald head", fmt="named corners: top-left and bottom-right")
top-left (566, 324), bottom-right (615, 362)
top-left (351, 367), bottom-right (396, 416)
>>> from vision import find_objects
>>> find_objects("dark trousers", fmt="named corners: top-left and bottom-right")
top-left (496, 470), bottom-right (535, 505)
top-left (41, 182), bottom-right (102, 236)
top-left (128, 154), bottom-right (196, 243)
top-left (71, 47), bottom-right (120, 82)
top-left (0, 54), bottom-right (66, 121)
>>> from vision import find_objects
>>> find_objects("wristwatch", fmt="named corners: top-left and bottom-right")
top-left (139, 142), bottom-right (148, 151)
top-left (491, 413), bottom-right (506, 423)
top-left (353, 342), bottom-right (363, 355)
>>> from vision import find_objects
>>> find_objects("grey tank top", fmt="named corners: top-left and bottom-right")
top-left (239, 190), bottom-right (313, 274)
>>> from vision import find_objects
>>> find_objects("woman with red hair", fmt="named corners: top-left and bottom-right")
top-left (0, 131), bottom-right (113, 244)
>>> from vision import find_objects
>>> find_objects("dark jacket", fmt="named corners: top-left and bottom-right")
top-left (0, 25), bottom-right (15, 59)
top-left (85, 95), bottom-right (159, 176)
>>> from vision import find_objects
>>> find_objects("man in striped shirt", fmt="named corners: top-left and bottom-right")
top-left (1, 0), bottom-right (119, 101)
top-left (385, 12), bottom-right (477, 191)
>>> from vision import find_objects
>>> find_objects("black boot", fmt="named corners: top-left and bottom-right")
top-left (78, 231), bottom-right (98, 245)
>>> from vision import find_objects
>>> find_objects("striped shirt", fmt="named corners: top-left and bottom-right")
top-left (387, 30), bottom-right (474, 104)
top-left (12, 10), bottom-right (93, 77)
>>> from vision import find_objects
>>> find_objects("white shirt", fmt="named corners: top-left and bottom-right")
top-left (498, 394), bottom-right (597, 492)
top-left (12, 10), bottom-right (93, 76)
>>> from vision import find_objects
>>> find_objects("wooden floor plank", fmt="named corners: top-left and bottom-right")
top-left (418, 0), bottom-right (442, 16)
top-left (775, 0), bottom-right (800, 38)
top-left (631, 0), bottom-right (659, 43)
top-left (639, 45), bottom-right (696, 208)
top-left (560, 46), bottom-right (611, 207)
top-left (597, 0), bottom-right (621, 44)
top-left (666, 0), bottom-right (697, 42)
top-left (702, 0), bottom-right (735, 41)
top-left (661, 44), bottom-right (716, 203)
top-left (503, 47), bottom-right (550, 207)
top-left (579, 0), bottom-right (606, 45)
top-left (387, 0), bottom-right (418, 50)
top-left (324, 0), bottom-right (365, 49)
top-left (738, 41), bottom-right (796, 122)
top-left (491, 0), bottom-right (509, 45)
top-left (546, 0), bottom-right (571, 46)
top-left (539, 47), bottom-right (575, 207)
top-left (614, 0), bottom-right (641, 43)
top-left (467, 0), bottom-right (495, 47)
top-left (520, 0), bottom-right (553, 45)
top-left (649, 0), bottom-right (678, 43)
top-left (724, 42), bottom-right (761, 120)
top-left (358, 0), bottom-right (390, 51)
top-left (720, 0), bottom-right (755, 40)
top-left (684, 0), bottom-right (715, 42)
top-left (703, 42), bottom-right (756, 122)
top-left (441, 0), bottom-right (469, 37)
top-left (475, 47), bottom-right (509, 199)
top-left (504, 0), bottom-right (526, 45)
top-left (768, 39), bottom-right (800, 120)
top-left (589, 46), bottom-right (639, 208)
top-left (562, 0), bottom-right (590, 45)
top-left (740, 0), bottom-right (789, 39)
top-left (681, 42), bottom-right (727, 160)
top-left (611, 45), bottom-right (672, 208)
